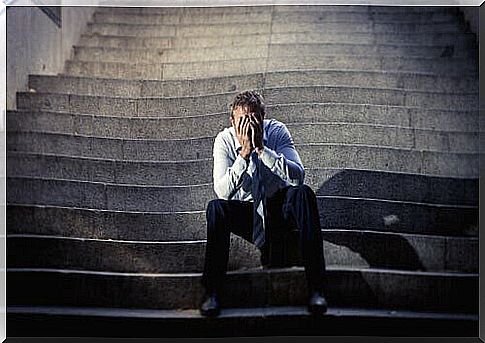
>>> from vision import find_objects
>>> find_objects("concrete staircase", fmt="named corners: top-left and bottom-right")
top-left (6, 5), bottom-right (479, 337)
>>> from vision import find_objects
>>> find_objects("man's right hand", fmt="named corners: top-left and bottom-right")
top-left (235, 116), bottom-right (253, 160)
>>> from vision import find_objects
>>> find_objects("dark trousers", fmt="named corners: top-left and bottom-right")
top-left (201, 184), bottom-right (327, 295)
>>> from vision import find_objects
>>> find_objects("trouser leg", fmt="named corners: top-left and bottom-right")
top-left (282, 185), bottom-right (327, 293)
top-left (201, 199), bottom-right (253, 294)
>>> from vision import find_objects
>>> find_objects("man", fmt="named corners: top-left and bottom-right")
top-left (200, 90), bottom-right (328, 317)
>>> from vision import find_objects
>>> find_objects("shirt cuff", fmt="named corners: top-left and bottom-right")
top-left (259, 146), bottom-right (279, 169)
top-left (233, 154), bottom-right (249, 177)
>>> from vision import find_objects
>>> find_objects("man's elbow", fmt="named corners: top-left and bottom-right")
top-left (213, 182), bottom-right (231, 200)
top-left (292, 166), bottom-right (305, 185)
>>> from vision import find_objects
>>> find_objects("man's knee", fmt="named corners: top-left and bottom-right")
top-left (289, 184), bottom-right (316, 199)
top-left (206, 199), bottom-right (227, 217)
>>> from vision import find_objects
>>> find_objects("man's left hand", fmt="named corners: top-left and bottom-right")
top-left (249, 113), bottom-right (264, 154)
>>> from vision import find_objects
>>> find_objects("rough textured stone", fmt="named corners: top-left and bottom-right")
top-left (7, 230), bottom-right (478, 273)
top-left (7, 267), bottom-right (478, 313)
top-left (271, 22), bottom-right (462, 34)
top-left (6, 204), bottom-right (206, 241)
top-left (92, 11), bottom-right (272, 25)
top-left (6, 4), bottom-right (478, 324)
top-left (28, 71), bottom-right (479, 98)
top-left (79, 34), bottom-right (172, 49)
top-left (272, 11), bottom-right (458, 24)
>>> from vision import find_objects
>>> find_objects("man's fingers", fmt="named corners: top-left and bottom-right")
top-left (242, 117), bottom-right (250, 136)
top-left (237, 116), bottom-right (244, 135)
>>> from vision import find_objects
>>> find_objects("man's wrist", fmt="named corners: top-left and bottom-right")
top-left (239, 147), bottom-right (252, 160)
top-left (255, 145), bottom-right (265, 155)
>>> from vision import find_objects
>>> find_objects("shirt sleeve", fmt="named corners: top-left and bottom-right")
top-left (259, 123), bottom-right (305, 186)
top-left (212, 133), bottom-right (249, 200)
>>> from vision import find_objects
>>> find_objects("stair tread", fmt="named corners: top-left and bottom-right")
top-left (7, 304), bottom-right (478, 319)
top-left (7, 265), bottom-right (478, 277)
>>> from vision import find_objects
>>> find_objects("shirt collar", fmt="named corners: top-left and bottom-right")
top-left (234, 119), bottom-right (269, 153)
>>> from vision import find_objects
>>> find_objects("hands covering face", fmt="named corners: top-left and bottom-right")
top-left (233, 111), bottom-right (264, 159)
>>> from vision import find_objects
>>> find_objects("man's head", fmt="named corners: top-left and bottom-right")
top-left (229, 90), bottom-right (265, 129)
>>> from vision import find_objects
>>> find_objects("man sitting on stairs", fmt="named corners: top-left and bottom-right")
top-left (200, 90), bottom-right (328, 317)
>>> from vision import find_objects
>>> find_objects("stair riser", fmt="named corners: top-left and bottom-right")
top-left (7, 177), bottom-right (478, 236)
top-left (5, 310), bottom-right (479, 338)
top-left (272, 12), bottom-right (458, 23)
top-left (7, 204), bottom-right (207, 241)
top-left (85, 22), bottom-right (465, 37)
top-left (269, 44), bottom-right (477, 59)
top-left (95, 6), bottom-right (273, 16)
top-left (65, 57), bottom-right (477, 80)
top-left (272, 5), bottom-right (452, 13)
top-left (7, 232), bottom-right (478, 273)
top-left (87, 22), bottom-right (273, 37)
top-left (7, 155), bottom-right (478, 205)
top-left (7, 201), bottom-right (477, 239)
top-left (16, 90), bottom-right (479, 118)
top-left (71, 44), bottom-right (473, 65)
top-left (94, 5), bottom-right (452, 15)
top-left (6, 122), bottom-right (479, 156)
top-left (10, 104), bottom-right (480, 134)
top-left (93, 12), bottom-right (460, 34)
top-left (79, 34), bottom-right (477, 53)
top-left (78, 32), bottom-right (477, 50)
top-left (7, 131), bottom-right (479, 176)
top-left (7, 153), bottom-right (213, 185)
top-left (29, 71), bottom-right (479, 98)
top-left (92, 12), bottom-right (459, 27)
top-left (7, 269), bottom-right (478, 312)
top-left (73, 45), bottom-right (269, 64)
top-left (171, 32), bottom-right (476, 47)
top-left (93, 11), bottom-right (273, 25)
top-left (79, 35), bottom-right (172, 49)
top-left (95, 6), bottom-right (450, 15)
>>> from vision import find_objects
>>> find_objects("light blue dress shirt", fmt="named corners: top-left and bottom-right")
top-left (212, 118), bottom-right (305, 201)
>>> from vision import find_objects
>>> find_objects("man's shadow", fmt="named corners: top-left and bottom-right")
top-left (221, 168), bottom-right (478, 307)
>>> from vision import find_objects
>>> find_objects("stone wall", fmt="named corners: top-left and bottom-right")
top-left (459, 6), bottom-right (479, 43)
top-left (6, 6), bottom-right (96, 110)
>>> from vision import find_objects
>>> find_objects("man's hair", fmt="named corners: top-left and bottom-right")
top-left (229, 90), bottom-right (266, 117)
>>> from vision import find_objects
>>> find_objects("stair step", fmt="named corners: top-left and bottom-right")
top-left (6, 129), bottom-right (479, 176)
top-left (272, 11), bottom-right (459, 23)
top-left (95, 6), bottom-right (273, 16)
top-left (64, 55), bottom-right (478, 80)
top-left (268, 43), bottom-right (478, 59)
top-left (6, 120), bottom-right (479, 154)
top-left (91, 11), bottom-right (460, 27)
top-left (86, 22), bottom-right (272, 37)
top-left (79, 33), bottom-right (476, 51)
top-left (7, 176), bottom-right (478, 236)
top-left (9, 103), bottom-right (480, 134)
top-left (93, 10), bottom-right (272, 25)
top-left (77, 32), bottom-right (478, 50)
top-left (92, 12), bottom-right (459, 29)
top-left (70, 43), bottom-right (475, 65)
top-left (29, 69), bottom-right (479, 98)
top-left (7, 304), bottom-right (478, 337)
top-left (7, 230), bottom-right (478, 273)
top-left (7, 201), bottom-right (478, 241)
top-left (16, 88), bottom-right (479, 118)
top-left (7, 267), bottom-right (478, 313)
top-left (7, 152), bottom-right (478, 205)
top-left (84, 22), bottom-right (466, 38)
top-left (95, 5), bottom-right (452, 15)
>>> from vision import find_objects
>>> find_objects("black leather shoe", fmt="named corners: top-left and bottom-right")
top-left (308, 291), bottom-right (328, 315)
top-left (200, 292), bottom-right (221, 317)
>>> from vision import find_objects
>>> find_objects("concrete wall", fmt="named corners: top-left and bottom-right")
top-left (459, 6), bottom-right (479, 43)
top-left (7, 6), bottom-right (96, 110)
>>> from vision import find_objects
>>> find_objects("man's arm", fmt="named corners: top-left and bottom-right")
top-left (212, 133), bottom-right (250, 200)
top-left (256, 123), bottom-right (305, 186)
